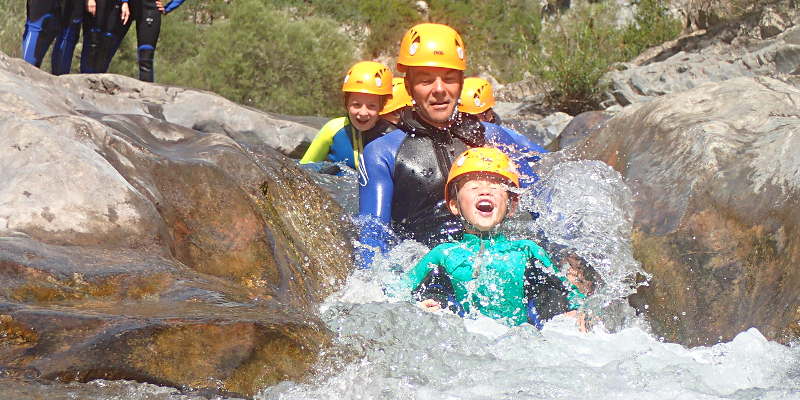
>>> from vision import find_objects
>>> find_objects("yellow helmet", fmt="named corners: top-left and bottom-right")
top-left (397, 23), bottom-right (466, 73)
top-left (380, 77), bottom-right (413, 115)
top-left (342, 61), bottom-right (393, 95)
top-left (459, 77), bottom-right (495, 114)
top-left (445, 147), bottom-right (519, 203)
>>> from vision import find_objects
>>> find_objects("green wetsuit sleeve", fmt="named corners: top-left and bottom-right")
top-left (299, 117), bottom-right (348, 164)
top-left (404, 245), bottom-right (447, 291)
top-left (525, 240), bottom-right (586, 309)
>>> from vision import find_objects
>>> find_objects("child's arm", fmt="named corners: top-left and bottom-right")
top-left (523, 241), bottom-right (587, 327)
top-left (404, 247), bottom-right (451, 312)
top-left (405, 250), bottom-right (441, 292)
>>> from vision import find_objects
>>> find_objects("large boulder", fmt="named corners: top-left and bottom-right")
top-left (601, 14), bottom-right (800, 109)
top-left (0, 52), bottom-right (352, 396)
top-left (570, 76), bottom-right (800, 346)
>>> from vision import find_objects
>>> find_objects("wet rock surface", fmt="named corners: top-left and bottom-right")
top-left (0, 52), bottom-right (352, 396)
top-left (569, 76), bottom-right (800, 346)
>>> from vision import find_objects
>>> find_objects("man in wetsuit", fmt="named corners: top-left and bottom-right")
top-left (22, 0), bottom-right (85, 75)
top-left (357, 23), bottom-right (548, 269)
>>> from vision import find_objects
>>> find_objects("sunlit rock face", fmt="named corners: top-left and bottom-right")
top-left (601, 19), bottom-right (800, 109)
top-left (0, 52), bottom-right (352, 396)
top-left (571, 76), bottom-right (800, 346)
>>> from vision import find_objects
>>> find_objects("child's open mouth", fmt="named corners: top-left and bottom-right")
top-left (476, 199), bottom-right (494, 214)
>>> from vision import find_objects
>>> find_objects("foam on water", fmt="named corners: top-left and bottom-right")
top-left (258, 271), bottom-right (800, 400)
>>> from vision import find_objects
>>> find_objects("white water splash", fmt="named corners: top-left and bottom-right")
top-left (258, 159), bottom-right (799, 400)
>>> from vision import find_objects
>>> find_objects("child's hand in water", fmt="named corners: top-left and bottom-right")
top-left (565, 310), bottom-right (591, 333)
top-left (418, 299), bottom-right (441, 312)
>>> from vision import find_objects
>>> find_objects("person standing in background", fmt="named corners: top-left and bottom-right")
top-left (115, 0), bottom-right (186, 81)
top-left (80, 0), bottom-right (129, 73)
top-left (22, 0), bottom-right (88, 75)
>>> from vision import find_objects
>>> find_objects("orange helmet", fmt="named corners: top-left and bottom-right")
top-left (459, 77), bottom-right (495, 114)
top-left (445, 147), bottom-right (519, 203)
top-left (342, 61), bottom-right (393, 95)
top-left (397, 23), bottom-right (466, 73)
top-left (380, 77), bottom-right (413, 115)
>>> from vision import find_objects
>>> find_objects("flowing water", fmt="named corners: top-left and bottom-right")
top-left (259, 159), bottom-right (800, 399)
top-left (4, 160), bottom-right (799, 399)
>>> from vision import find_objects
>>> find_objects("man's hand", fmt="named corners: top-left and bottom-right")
top-left (86, 0), bottom-right (97, 16)
top-left (418, 299), bottom-right (442, 312)
top-left (120, 2), bottom-right (130, 24)
top-left (156, 0), bottom-right (166, 13)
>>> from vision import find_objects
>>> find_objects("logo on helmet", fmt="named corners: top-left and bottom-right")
top-left (408, 30), bottom-right (421, 56)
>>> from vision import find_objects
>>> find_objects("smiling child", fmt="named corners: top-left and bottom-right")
top-left (405, 147), bottom-right (586, 328)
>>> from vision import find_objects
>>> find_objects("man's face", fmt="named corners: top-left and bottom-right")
top-left (406, 67), bottom-right (463, 127)
top-left (346, 92), bottom-right (382, 131)
top-left (447, 175), bottom-right (516, 232)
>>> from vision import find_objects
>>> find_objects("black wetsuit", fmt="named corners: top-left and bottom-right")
top-left (389, 110), bottom-right (486, 245)
top-left (357, 109), bottom-right (548, 268)
top-left (80, 0), bottom-right (123, 73)
top-left (115, 0), bottom-right (162, 81)
top-left (22, 0), bottom-right (84, 74)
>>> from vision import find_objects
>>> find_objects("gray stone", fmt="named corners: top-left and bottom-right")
top-left (571, 76), bottom-right (800, 346)
top-left (0, 51), bottom-right (353, 396)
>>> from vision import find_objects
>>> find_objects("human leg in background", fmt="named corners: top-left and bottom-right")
top-left (132, 0), bottom-right (161, 82)
top-left (51, 0), bottom-right (85, 75)
top-left (22, 0), bottom-right (62, 68)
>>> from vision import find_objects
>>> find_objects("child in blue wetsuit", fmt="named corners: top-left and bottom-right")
top-left (300, 61), bottom-right (395, 181)
top-left (405, 147), bottom-right (586, 328)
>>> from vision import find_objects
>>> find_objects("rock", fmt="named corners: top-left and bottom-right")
top-left (0, 51), bottom-right (353, 395)
top-left (571, 76), bottom-right (800, 346)
top-left (54, 66), bottom-right (318, 158)
top-left (493, 102), bottom-right (572, 147)
top-left (600, 12), bottom-right (800, 109)
top-left (554, 111), bottom-right (613, 150)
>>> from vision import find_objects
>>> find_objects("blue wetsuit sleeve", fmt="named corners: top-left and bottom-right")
top-left (482, 122), bottom-right (546, 189)
top-left (484, 123), bottom-right (549, 218)
top-left (502, 126), bottom-right (548, 154)
top-left (164, 0), bottom-right (187, 13)
top-left (300, 118), bottom-right (348, 164)
top-left (356, 130), bottom-right (405, 269)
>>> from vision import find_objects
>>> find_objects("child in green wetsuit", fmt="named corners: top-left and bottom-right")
top-left (405, 147), bottom-right (586, 328)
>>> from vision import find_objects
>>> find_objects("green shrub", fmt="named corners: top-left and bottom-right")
top-left (533, 0), bottom-right (681, 114)
top-left (300, 0), bottom-right (420, 58)
top-left (0, 2), bottom-right (24, 59)
top-left (429, 0), bottom-right (542, 81)
top-left (533, 3), bottom-right (622, 114)
top-left (621, 0), bottom-right (683, 59)
top-left (164, 0), bottom-right (356, 117)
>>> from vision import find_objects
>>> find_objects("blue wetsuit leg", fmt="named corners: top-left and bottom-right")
top-left (22, 0), bottom-right (60, 68)
top-left (51, 0), bottom-right (84, 75)
top-left (131, 0), bottom-right (161, 82)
